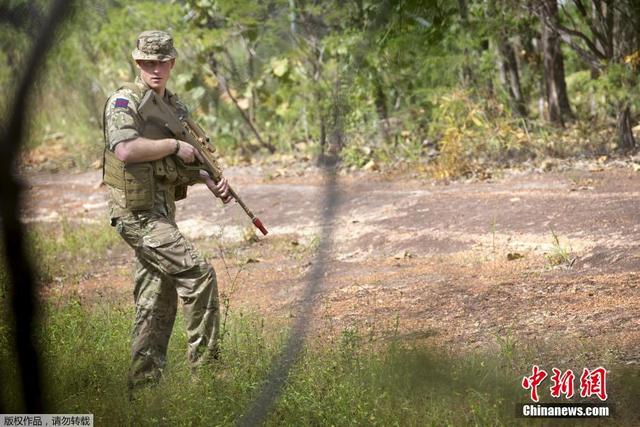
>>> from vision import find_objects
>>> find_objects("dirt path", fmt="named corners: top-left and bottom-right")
top-left (23, 164), bottom-right (640, 365)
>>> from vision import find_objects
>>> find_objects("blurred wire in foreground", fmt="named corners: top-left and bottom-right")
top-left (0, 0), bottom-right (73, 413)
top-left (238, 162), bottom-right (340, 426)
top-left (237, 2), bottom-right (394, 425)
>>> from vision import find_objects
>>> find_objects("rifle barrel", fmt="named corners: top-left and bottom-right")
top-left (228, 187), bottom-right (268, 236)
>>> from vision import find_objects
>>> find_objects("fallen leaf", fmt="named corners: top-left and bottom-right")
top-left (363, 160), bottom-right (379, 171)
top-left (393, 250), bottom-right (412, 260)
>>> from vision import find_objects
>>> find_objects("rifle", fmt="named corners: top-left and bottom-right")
top-left (138, 90), bottom-right (268, 236)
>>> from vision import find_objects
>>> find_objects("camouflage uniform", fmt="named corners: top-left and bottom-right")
top-left (103, 31), bottom-right (219, 389)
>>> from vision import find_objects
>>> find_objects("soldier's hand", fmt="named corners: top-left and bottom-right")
top-left (200, 171), bottom-right (232, 204)
top-left (174, 140), bottom-right (199, 163)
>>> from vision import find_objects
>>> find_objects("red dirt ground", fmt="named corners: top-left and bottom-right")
top-left (24, 162), bottom-right (640, 366)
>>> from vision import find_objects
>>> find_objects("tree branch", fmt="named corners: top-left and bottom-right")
top-left (536, 1), bottom-right (606, 69)
top-left (209, 56), bottom-right (276, 154)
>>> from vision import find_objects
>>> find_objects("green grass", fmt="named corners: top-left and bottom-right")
top-left (27, 219), bottom-right (124, 283)
top-left (1, 296), bottom-right (638, 425)
top-left (3, 300), bottom-right (511, 425)
top-left (545, 227), bottom-right (575, 269)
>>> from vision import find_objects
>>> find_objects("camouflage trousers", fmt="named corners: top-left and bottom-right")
top-left (115, 212), bottom-right (220, 388)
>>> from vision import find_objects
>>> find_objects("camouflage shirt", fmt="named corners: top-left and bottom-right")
top-left (104, 76), bottom-right (189, 221)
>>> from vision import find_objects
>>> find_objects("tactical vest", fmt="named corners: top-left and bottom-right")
top-left (102, 82), bottom-right (189, 210)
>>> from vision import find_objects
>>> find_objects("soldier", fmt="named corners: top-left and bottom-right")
top-left (102, 30), bottom-right (231, 391)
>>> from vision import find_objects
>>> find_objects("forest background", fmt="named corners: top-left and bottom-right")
top-left (3, 0), bottom-right (640, 177)
top-left (3, 0), bottom-right (640, 424)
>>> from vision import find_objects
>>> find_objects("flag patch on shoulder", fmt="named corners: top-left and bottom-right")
top-left (114, 98), bottom-right (129, 108)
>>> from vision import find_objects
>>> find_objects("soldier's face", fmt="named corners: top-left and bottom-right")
top-left (136, 59), bottom-right (175, 92)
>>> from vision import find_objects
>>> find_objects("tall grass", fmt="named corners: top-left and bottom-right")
top-left (2, 296), bottom-right (638, 425)
top-left (2, 299), bottom-right (513, 425)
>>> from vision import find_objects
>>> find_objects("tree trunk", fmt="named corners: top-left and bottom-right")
top-left (540, 0), bottom-right (573, 125)
top-left (458, 0), bottom-right (474, 87)
top-left (288, 0), bottom-right (297, 34)
top-left (356, 0), bottom-right (365, 29)
top-left (482, 39), bottom-right (494, 98)
top-left (617, 104), bottom-right (636, 152)
top-left (612, 0), bottom-right (639, 151)
top-left (594, 0), bottom-right (614, 59)
top-left (538, 78), bottom-right (545, 119)
top-left (328, 74), bottom-right (345, 157)
top-left (247, 43), bottom-right (257, 123)
top-left (373, 71), bottom-right (390, 144)
top-left (319, 113), bottom-right (326, 154)
top-left (317, 85), bottom-right (327, 161)
top-left (498, 37), bottom-right (527, 117)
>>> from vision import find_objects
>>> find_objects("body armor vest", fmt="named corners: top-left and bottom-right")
top-left (103, 83), bottom-right (188, 210)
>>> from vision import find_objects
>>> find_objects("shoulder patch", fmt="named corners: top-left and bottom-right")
top-left (114, 98), bottom-right (129, 108)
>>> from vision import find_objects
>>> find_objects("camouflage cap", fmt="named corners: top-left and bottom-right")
top-left (132, 30), bottom-right (178, 62)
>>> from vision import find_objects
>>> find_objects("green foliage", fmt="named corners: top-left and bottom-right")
top-left (2, 0), bottom-right (195, 167)
top-left (566, 66), bottom-right (640, 122)
top-left (3, 0), bottom-right (638, 173)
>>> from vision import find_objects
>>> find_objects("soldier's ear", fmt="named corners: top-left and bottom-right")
top-left (169, 58), bottom-right (175, 69)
